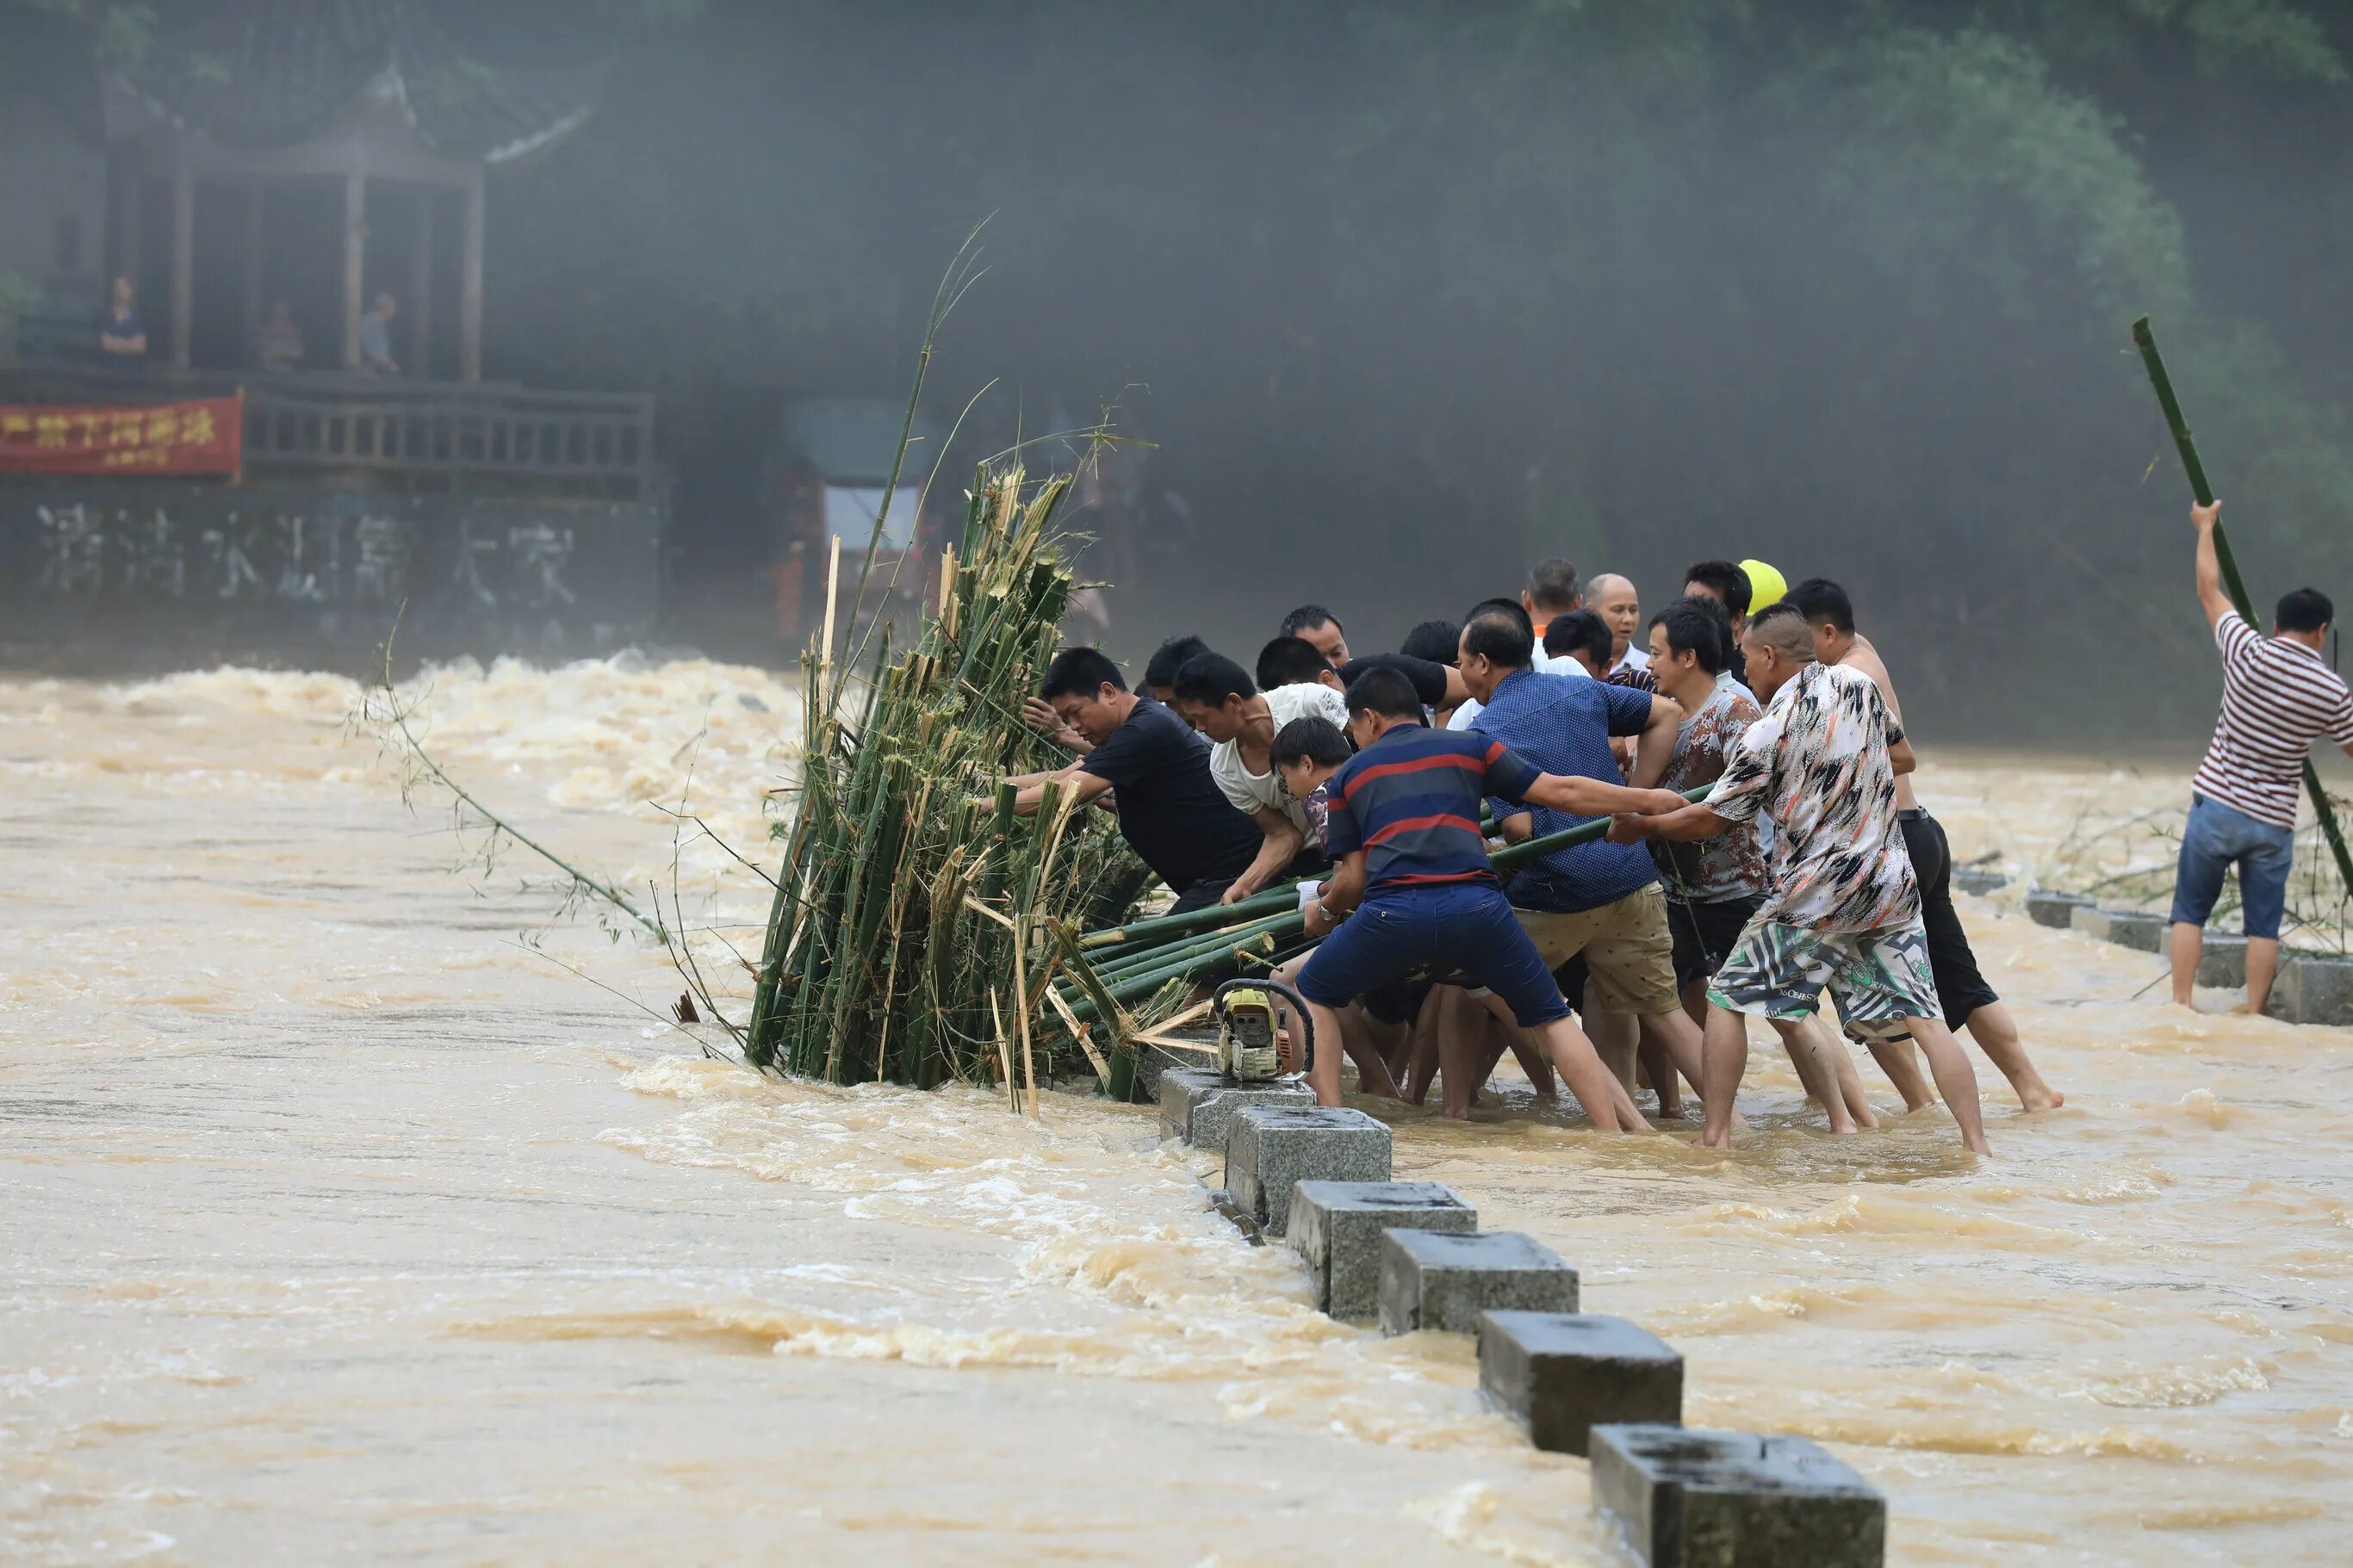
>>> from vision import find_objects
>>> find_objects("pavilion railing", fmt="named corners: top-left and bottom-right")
top-left (240, 381), bottom-right (656, 498)
top-left (0, 363), bottom-right (658, 499)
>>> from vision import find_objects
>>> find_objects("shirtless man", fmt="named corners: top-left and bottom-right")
top-left (1783, 578), bottom-right (2061, 1113)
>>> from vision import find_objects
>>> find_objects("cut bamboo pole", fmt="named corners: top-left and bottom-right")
top-left (2133, 316), bottom-right (2353, 889)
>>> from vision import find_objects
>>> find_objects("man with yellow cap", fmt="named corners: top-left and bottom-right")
top-left (1683, 558), bottom-right (1784, 691)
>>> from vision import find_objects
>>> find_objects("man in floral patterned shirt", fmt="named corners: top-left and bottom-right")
top-left (1612, 604), bottom-right (1990, 1156)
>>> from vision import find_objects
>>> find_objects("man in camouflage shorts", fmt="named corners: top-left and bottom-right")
top-left (1612, 604), bottom-right (1990, 1156)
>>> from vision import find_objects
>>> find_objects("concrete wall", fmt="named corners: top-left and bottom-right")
top-left (0, 479), bottom-right (665, 672)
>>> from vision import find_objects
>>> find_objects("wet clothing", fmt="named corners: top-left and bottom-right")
top-left (2171, 791), bottom-right (2296, 941)
top-left (1078, 694), bottom-right (1258, 902)
top-left (1707, 916), bottom-right (1942, 1028)
top-left (1297, 880), bottom-right (1569, 1028)
top-left (1652, 672), bottom-right (1767, 903)
top-left (1322, 722), bottom-right (1540, 892)
top-left (1667, 891), bottom-right (1761, 991)
top-left (2193, 611), bottom-right (2353, 829)
top-left (1469, 666), bottom-right (1659, 914)
top-left (1705, 662), bottom-right (1914, 933)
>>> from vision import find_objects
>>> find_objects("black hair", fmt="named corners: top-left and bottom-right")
top-left (1684, 560), bottom-right (1753, 620)
top-left (1279, 604), bottom-right (1344, 640)
top-left (1271, 715), bottom-right (1354, 770)
top-left (1142, 633), bottom-right (1212, 691)
top-left (1542, 609), bottom-right (1613, 668)
top-left (1170, 651), bottom-right (1255, 708)
top-left (1255, 635), bottom-right (1336, 691)
top-left (1461, 605), bottom-right (1535, 668)
top-left (1344, 666), bottom-right (1424, 722)
top-left (1399, 618), bottom-right (1462, 666)
top-left (1462, 596), bottom-right (1533, 635)
top-left (1648, 597), bottom-right (1730, 675)
top-left (1745, 602), bottom-right (1817, 662)
top-left (1525, 556), bottom-right (1580, 616)
top-left (1785, 577), bottom-right (1855, 635)
top-left (2278, 587), bottom-right (2335, 634)
top-left (1040, 647), bottom-right (1125, 701)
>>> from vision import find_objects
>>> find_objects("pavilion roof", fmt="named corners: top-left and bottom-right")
top-left (111, 0), bottom-right (600, 167)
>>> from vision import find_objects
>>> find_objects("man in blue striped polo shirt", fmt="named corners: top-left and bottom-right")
top-left (1294, 668), bottom-right (1686, 1130)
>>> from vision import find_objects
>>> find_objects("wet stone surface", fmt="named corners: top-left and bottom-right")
top-left (1476, 1311), bottom-right (1681, 1457)
top-left (1288, 1180), bottom-right (1476, 1320)
top-left (2071, 904), bottom-right (2168, 952)
top-left (1224, 1105), bottom-right (1392, 1237)
top-left (1158, 1067), bottom-right (1313, 1150)
top-left (1589, 1423), bottom-right (1886, 1568)
top-left (2026, 889), bottom-right (2094, 927)
top-left (1378, 1230), bottom-right (1577, 1336)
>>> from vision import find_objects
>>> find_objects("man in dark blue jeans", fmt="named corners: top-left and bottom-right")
top-left (2170, 499), bottom-right (2353, 1011)
top-left (1294, 668), bottom-right (1685, 1127)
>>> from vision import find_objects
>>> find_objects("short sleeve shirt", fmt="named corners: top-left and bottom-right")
top-left (1652, 675), bottom-right (1767, 902)
top-left (1079, 695), bottom-right (1261, 895)
top-left (2192, 610), bottom-right (2353, 829)
top-left (1706, 662), bottom-right (1915, 932)
top-left (1469, 666), bottom-right (1660, 914)
top-left (1208, 683), bottom-right (1347, 838)
top-left (1326, 722), bottom-right (1542, 894)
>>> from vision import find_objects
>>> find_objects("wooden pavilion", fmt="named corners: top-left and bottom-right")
top-left (101, 0), bottom-right (600, 379)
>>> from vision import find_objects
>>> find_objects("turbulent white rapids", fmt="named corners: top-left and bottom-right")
top-left (2, 657), bottom-right (2348, 1565)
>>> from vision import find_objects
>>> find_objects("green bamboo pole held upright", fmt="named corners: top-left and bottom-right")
top-left (2131, 316), bottom-right (2353, 889)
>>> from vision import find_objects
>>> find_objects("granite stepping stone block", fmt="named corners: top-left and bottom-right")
top-left (2070, 904), bottom-right (2168, 952)
top-left (1224, 1105), bottom-right (1391, 1237)
top-left (2265, 954), bottom-right (2353, 1026)
top-left (1288, 1181), bottom-right (1476, 1320)
top-left (1476, 1311), bottom-right (1681, 1456)
top-left (1590, 1423), bottom-right (1886, 1568)
top-left (1158, 1067), bottom-right (1313, 1150)
top-left (2026, 889), bottom-right (2093, 929)
top-left (1950, 866), bottom-right (2008, 896)
top-left (1377, 1230), bottom-right (1576, 1336)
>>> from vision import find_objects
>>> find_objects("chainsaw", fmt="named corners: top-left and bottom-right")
top-left (1211, 977), bottom-right (1314, 1083)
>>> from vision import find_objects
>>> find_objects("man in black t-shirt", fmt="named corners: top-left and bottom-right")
top-left (1001, 648), bottom-right (1261, 910)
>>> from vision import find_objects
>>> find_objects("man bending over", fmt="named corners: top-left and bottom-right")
top-left (1293, 668), bottom-right (1684, 1126)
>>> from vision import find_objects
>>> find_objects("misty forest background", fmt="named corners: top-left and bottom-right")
top-left (18, 0), bottom-right (2353, 741)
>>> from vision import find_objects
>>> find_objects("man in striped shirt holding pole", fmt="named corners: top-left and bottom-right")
top-left (2170, 499), bottom-right (2353, 1013)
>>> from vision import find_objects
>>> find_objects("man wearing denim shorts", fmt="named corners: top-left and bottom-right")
top-left (2170, 499), bottom-right (2353, 1012)
top-left (1293, 667), bottom-right (1686, 1130)
top-left (1611, 605), bottom-right (1991, 1156)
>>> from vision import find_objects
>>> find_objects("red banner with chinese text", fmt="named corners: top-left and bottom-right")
top-left (0, 394), bottom-right (243, 478)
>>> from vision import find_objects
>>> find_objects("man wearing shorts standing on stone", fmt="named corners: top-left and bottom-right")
top-left (1612, 605), bottom-right (1992, 1155)
top-left (2168, 499), bottom-right (2353, 1013)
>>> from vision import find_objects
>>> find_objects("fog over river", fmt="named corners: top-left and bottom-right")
top-left (3, 659), bottom-right (2348, 1565)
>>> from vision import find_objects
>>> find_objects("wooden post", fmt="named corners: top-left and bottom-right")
top-left (408, 186), bottom-right (435, 377)
top-left (242, 181), bottom-right (265, 353)
top-left (459, 169), bottom-right (484, 381)
top-left (170, 157), bottom-right (195, 370)
top-left (112, 161), bottom-right (144, 291)
top-left (342, 170), bottom-right (366, 369)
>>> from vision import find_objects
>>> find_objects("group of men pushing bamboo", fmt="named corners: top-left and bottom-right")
top-left (1003, 561), bottom-right (2064, 1155)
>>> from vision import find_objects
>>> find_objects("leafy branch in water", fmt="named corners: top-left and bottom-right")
top-left (351, 610), bottom-right (750, 1059)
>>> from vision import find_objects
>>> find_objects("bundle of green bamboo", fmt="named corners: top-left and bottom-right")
top-left (1041, 788), bottom-right (1715, 1059)
top-left (744, 462), bottom-right (1151, 1098)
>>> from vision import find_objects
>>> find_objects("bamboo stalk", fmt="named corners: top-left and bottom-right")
top-left (2133, 316), bottom-right (2353, 889)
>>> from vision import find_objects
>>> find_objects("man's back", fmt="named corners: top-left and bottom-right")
top-left (1705, 662), bottom-right (1914, 933)
top-left (1469, 666), bottom-right (1657, 912)
top-left (1327, 723), bottom-right (1535, 894)
top-left (2194, 610), bottom-right (2353, 829)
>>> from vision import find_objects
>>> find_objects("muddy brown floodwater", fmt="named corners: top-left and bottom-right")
top-left (3, 659), bottom-right (2349, 1566)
